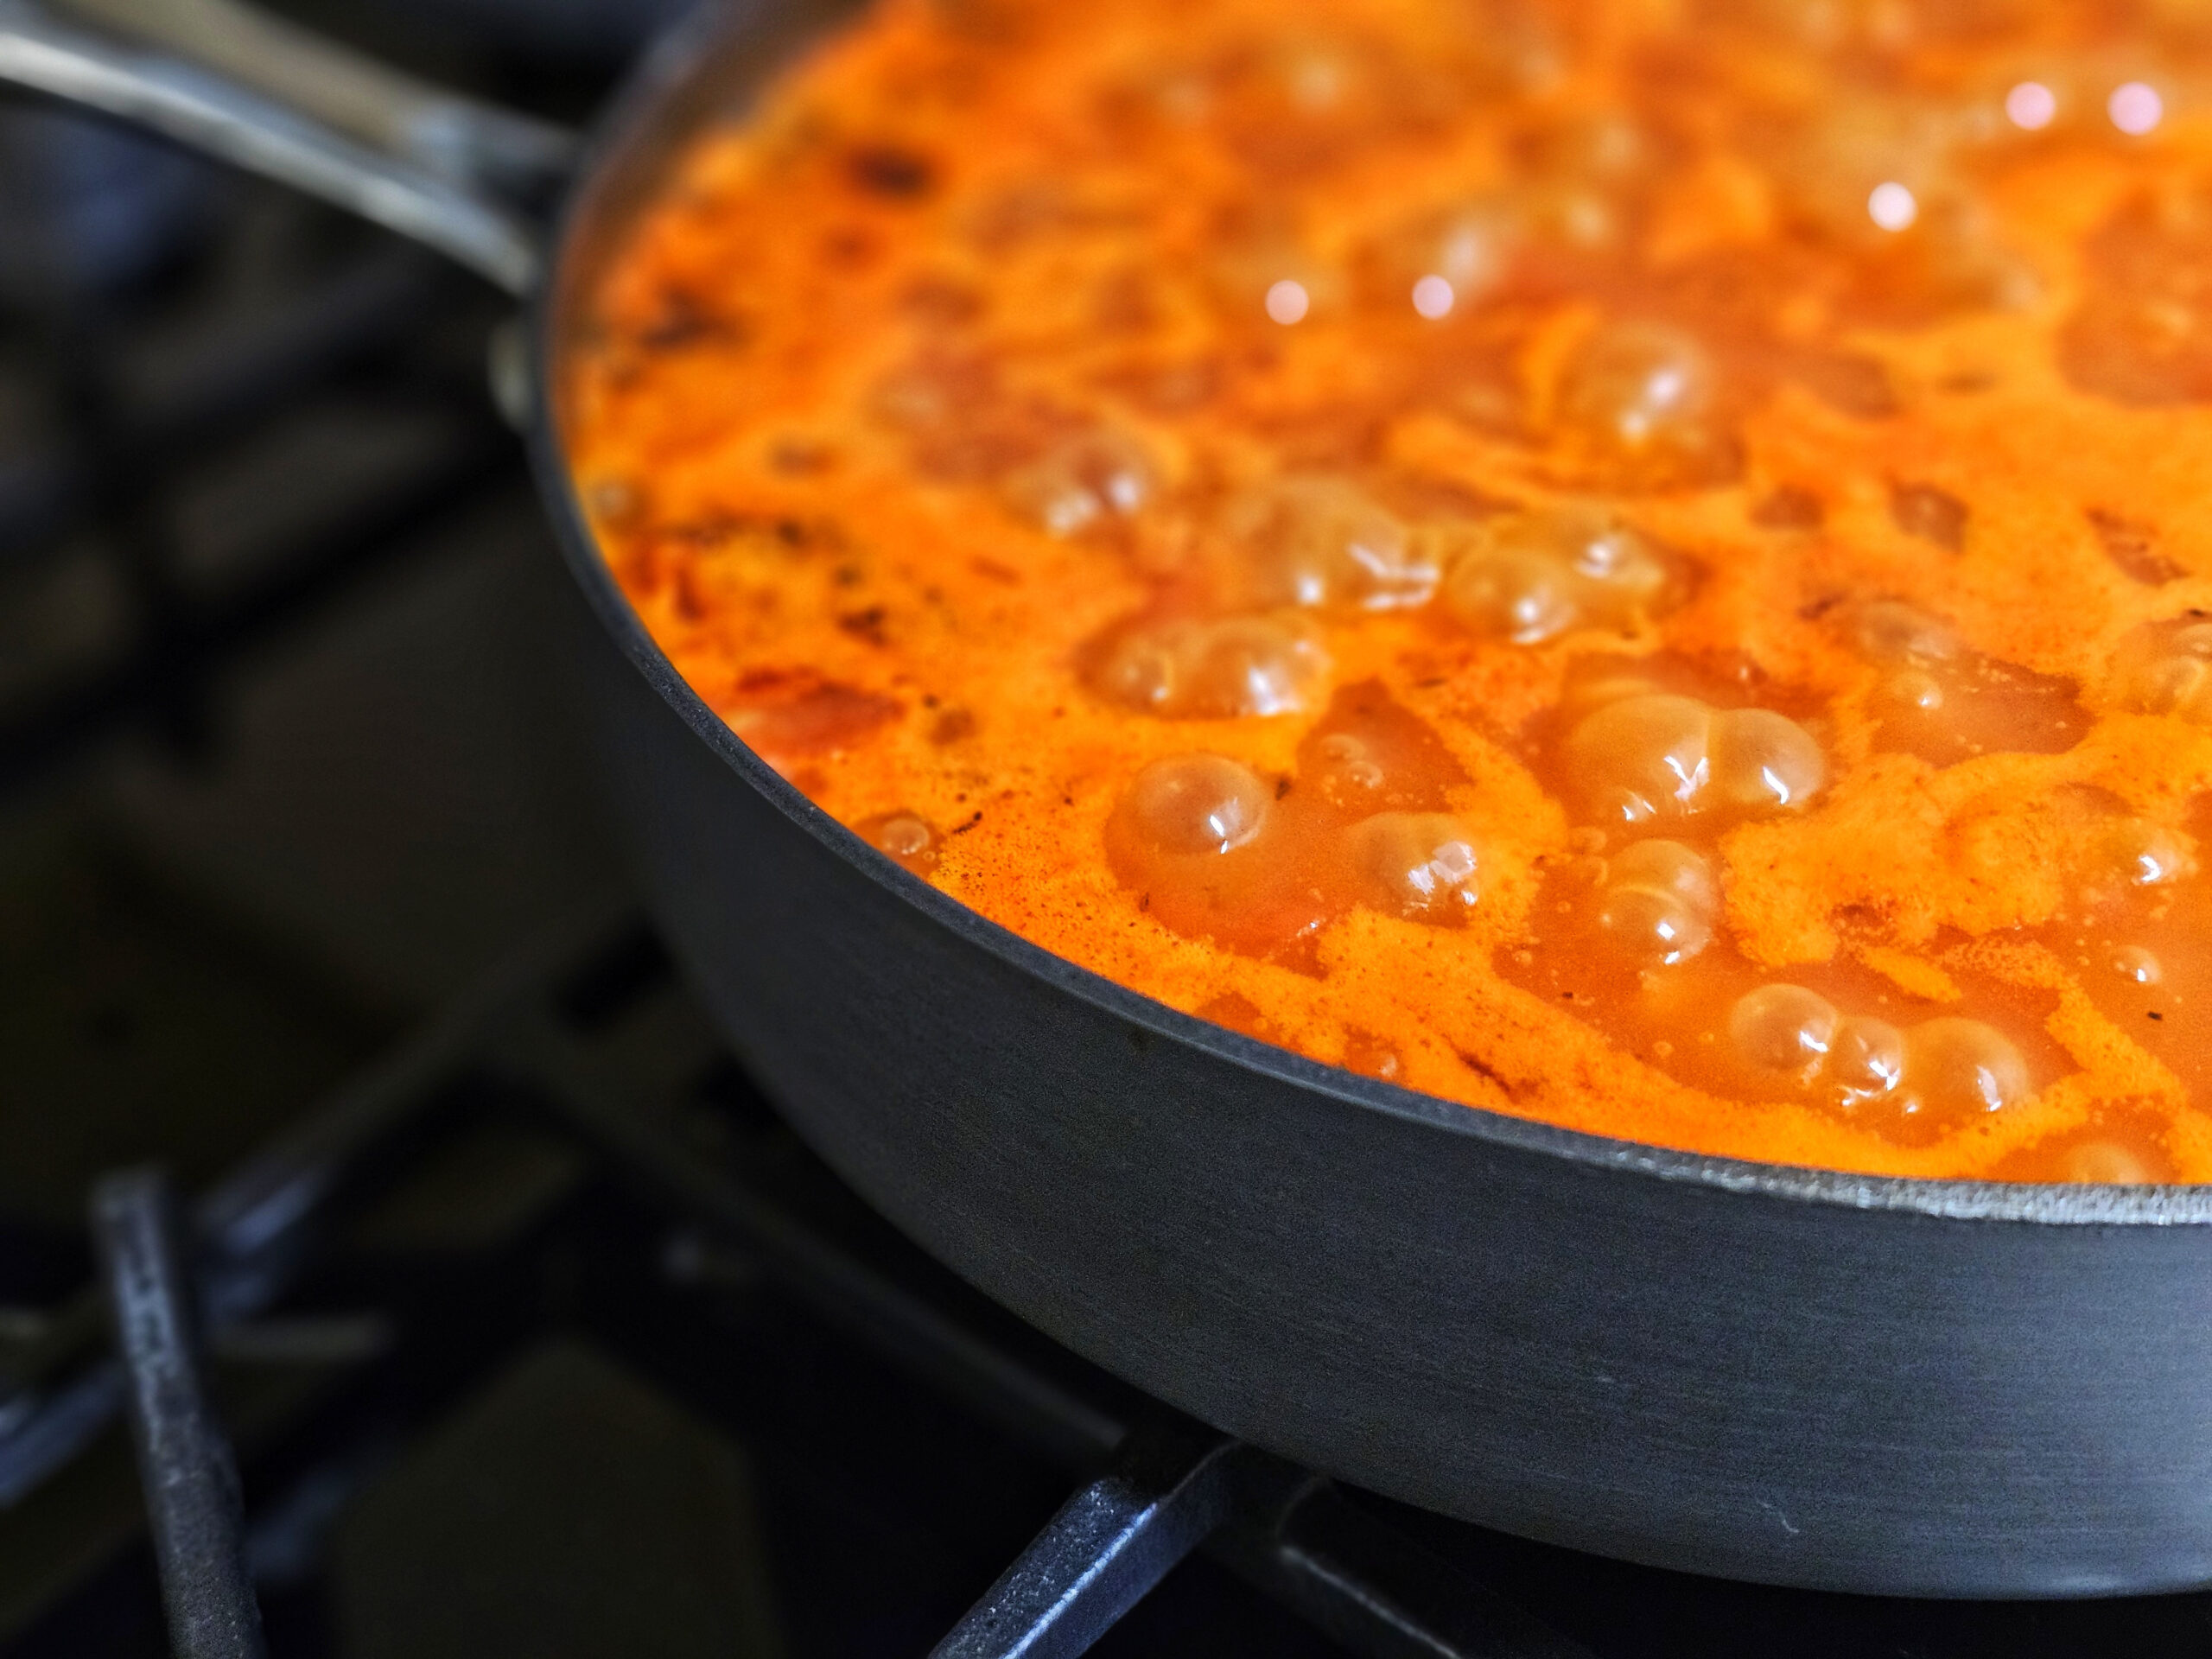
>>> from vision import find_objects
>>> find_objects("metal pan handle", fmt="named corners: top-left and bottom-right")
top-left (0, 0), bottom-right (581, 295)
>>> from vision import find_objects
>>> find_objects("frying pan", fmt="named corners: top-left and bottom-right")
top-left (10, 0), bottom-right (2212, 1600)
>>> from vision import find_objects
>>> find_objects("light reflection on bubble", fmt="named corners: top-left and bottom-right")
top-left (2005, 81), bottom-right (2056, 130)
top-left (1265, 279), bottom-right (1310, 324)
top-left (1867, 181), bottom-right (1917, 232)
top-left (2113, 946), bottom-right (2163, 986)
top-left (1120, 754), bottom-right (1271, 855)
top-left (2110, 81), bottom-right (2163, 136)
top-left (1411, 274), bottom-right (1455, 318)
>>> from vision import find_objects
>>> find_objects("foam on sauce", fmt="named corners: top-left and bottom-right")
top-left (565, 0), bottom-right (2212, 1181)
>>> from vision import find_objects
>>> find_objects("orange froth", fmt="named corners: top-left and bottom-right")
top-left (565, 0), bottom-right (2212, 1179)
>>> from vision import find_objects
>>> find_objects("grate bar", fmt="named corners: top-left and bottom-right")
top-left (517, 981), bottom-right (1590, 1659)
top-left (3, 913), bottom-right (1597, 1659)
top-left (91, 1167), bottom-right (267, 1659)
top-left (0, 904), bottom-right (637, 1506)
top-left (523, 1020), bottom-right (1130, 1471)
top-left (931, 1424), bottom-right (1255, 1659)
top-left (0, 419), bottom-right (517, 797)
top-left (1223, 1482), bottom-right (1598, 1659)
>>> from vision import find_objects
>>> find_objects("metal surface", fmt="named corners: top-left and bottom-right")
top-left (921, 1421), bottom-right (1594, 1659)
top-left (1226, 1484), bottom-right (1596, 1659)
top-left (931, 1426), bottom-right (1253, 1659)
top-left (929, 1433), bottom-right (1247, 1659)
top-left (91, 1168), bottom-right (268, 1659)
top-left (16, 0), bottom-right (2212, 1599)
top-left (58, 0), bottom-right (576, 194)
top-left (0, 0), bottom-right (555, 291)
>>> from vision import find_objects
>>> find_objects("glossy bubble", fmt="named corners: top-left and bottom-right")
top-left (1730, 983), bottom-right (1840, 1077)
top-left (2131, 654), bottom-right (2212, 720)
top-left (2113, 945), bottom-right (2164, 984)
top-left (1564, 514), bottom-right (1668, 597)
top-left (1560, 321), bottom-right (1713, 442)
top-left (1565, 693), bottom-right (1713, 823)
top-left (1595, 839), bottom-right (1718, 964)
top-left (1608, 838), bottom-right (1719, 905)
top-left (1373, 200), bottom-right (1520, 308)
top-left (1566, 690), bottom-right (1822, 824)
top-left (877, 816), bottom-right (931, 858)
top-left (1441, 505), bottom-right (1667, 644)
top-left (2106, 818), bottom-right (2196, 887)
top-left (1595, 886), bottom-right (1707, 964)
top-left (1225, 476), bottom-right (1435, 611)
top-left (1708, 708), bottom-right (1827, 812)
top-left (1094, 613), bottom-right (1332, 718)
top-left (1882, 669), bottom-right (1945, 711)
top-left (1313, 732), bottom-right (1388, 799)
top-left (1004, 430), bottom-right (1156, 536)
top-left (1093, 627), bottom-right (1182, 713)
top-left (1118, 755), bottom-right (1273, 855)
top-left (1827, 1016), bottom-right (1906, 1107)
top-left (1515, 115), bottom-right (1649, 251)
top-left (1901, 1017), bottom-right (2031, 1118)
top-left (1428, 207), bottom-right (1518, 289)
top-left (1442, 544), bottom-right (1580, 642)
top-left (1346, 811), bottom-right (1482, 919)
top-left (856, 811), bottom-right (941, 876)
top-left (2120, 623), bottom-right (2212, 722)
top-left (2139, 653), bottom-right (2212, 711)
top-left (1555, 320), bottom-right (1730, 483)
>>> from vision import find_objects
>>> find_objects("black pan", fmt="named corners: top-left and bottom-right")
top-left (11, 0), bottom-right (2212, 1599)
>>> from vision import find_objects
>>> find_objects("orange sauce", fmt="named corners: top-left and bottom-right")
top-left (564, 0), bottom-right (2212, 1181)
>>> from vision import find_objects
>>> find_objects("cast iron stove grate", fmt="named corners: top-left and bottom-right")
top-left (0, 84), bottom-right (525, 799)
top-left (9, 910), bottom-right (2212, 1658)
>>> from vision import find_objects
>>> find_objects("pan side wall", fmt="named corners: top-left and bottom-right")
top-left (556, 566), bottom-right (2212, 1599)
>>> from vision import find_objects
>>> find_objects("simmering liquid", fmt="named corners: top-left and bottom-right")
top-left (565, 0), bottom-right (2212, 1180)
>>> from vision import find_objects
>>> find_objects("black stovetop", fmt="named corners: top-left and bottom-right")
top-left (3, 6), bottom-right (2212, 1656)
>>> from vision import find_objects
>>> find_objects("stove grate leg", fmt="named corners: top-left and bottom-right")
top-left (931, 1422), bottom-right (1251, 1659)
top-left (91, 1167), bottom-right (268, 1659)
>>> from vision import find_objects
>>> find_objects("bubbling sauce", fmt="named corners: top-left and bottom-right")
top-left (566, 0), bottom-right (2212, 1180)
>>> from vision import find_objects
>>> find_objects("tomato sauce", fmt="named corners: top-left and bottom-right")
top-left (564, 0), bottom-right (2212, 1181)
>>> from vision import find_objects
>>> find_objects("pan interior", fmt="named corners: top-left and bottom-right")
top-left (544, 0), bottom-right (872, 402)
top-left (528, 2), bottom-right (2212, 1227)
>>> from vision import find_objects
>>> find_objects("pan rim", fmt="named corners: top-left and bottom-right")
top-left (525, 0), bottom-right (2212, 1230)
